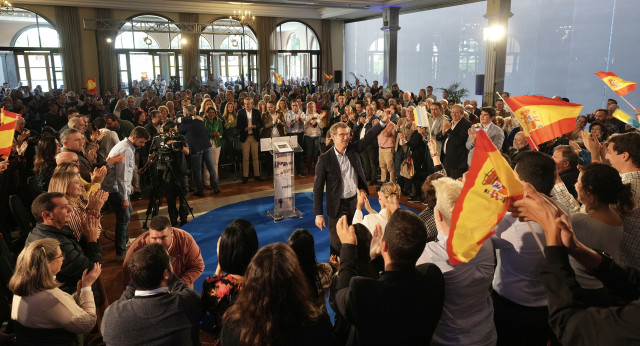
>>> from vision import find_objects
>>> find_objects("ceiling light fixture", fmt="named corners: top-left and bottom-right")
top-left (1, 0), bottom-right (14, 15)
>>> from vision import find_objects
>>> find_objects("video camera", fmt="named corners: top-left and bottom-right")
top-left (148, 131), bottom-right (185, 171)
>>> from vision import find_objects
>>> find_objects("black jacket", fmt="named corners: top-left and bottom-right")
top-left (26, 223), bottom-right (102, 293)
top-left (236, 108), bottom-right (263, 143)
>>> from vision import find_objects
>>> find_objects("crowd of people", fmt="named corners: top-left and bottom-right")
top-left (1, 77), bottom-right (640, 345)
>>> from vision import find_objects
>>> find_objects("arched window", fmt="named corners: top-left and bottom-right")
top-left (368, 38), bottom-right (384, 76)
top-left (274, 21), bottom-right (321, 82)
top-left (200, 19), bottom-right (259, 85)
top-left (1, 8), bottom-right (63, 91)
top-left (114, 15), bottom-right (183, 92)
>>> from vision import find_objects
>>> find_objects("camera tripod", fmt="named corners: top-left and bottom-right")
top-left (142, 157), bottom-right (195, 229)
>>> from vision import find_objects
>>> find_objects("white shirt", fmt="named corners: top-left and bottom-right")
top-left (418, 231), bottom-right (497, 346)
top-left (334, 146), bottom-right (357, 199)
top-left (352, 208), bottom-right (388, 234)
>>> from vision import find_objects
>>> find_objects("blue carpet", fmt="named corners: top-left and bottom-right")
top-left (183, 192), bottom-right (415, 320)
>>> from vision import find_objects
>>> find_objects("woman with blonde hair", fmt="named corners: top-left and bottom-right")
top-left (200, 97), bottom-right (216, 116)
top-left (352, 182), bottom-right (401, 234)
top-left (257, 100), bottom-right (267, 115)
top-left (48, 171), bottom-right (107, 242)
top-left (276, 98), bottom-right (289, 115)
top-left (9, 238), bottom-right (102, 345)
top-left (113, 99), bottom-right (126, 118)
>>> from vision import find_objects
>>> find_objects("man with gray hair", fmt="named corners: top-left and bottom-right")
top-left (417, 176), bottom-right (497, 346)
top-left (436, 104), bottom-right (471, 179)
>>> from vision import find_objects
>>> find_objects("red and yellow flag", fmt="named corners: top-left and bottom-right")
top-left (323, 72), bottom-right (334, 80)
top-left (595, 71), bottom-right (636, 96)
top-left (86, 78), bottom-right (98, 95)
top-left (505, 96), bottom-right (582, 146)
top-left (0, 108), bottom-right (20, 160)
top-left (272, 72), bottom-right (283, 85)
top-left (448, 130), bottom-right (524, 265)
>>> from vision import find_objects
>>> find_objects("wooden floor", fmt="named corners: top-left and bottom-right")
top-left (98, 171), bottom-right (425, 344)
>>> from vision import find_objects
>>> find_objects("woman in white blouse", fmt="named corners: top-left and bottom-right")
top-left (352, 182), bottom-right (401, 234)
top-left (9, 238), bottom-right (102, 345)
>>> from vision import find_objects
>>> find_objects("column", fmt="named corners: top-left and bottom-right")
top-left (483, 0), bottom-right (512, 106)
top-left (381, 7), bottom-right (400, 85)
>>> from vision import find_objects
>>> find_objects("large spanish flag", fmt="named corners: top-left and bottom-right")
top-left (272, 72), bottom-right (283, 85)
top-left (86, 78), bottom-right (98, 95)
top-left (0, 108), bottom-right (20, 159)
top-left (448, 130), bottom-right (524, 265)
top-left (595, 71), bottom-right (636, 96)
top-left (505, 96), bottom-right (582, 146)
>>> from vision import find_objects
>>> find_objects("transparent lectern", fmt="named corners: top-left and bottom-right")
top-left (262, 136), bottom-right (304, 222)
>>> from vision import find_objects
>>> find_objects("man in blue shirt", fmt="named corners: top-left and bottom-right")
top-left (103, 126), bottom-right (150, 260)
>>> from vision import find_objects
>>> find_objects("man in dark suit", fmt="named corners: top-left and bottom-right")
top-left (333, 210), bottom-right (445, 345)
top-left (437, 104), bottom-right (471, 179)
top-left (236, 97), bottom-right (263, 184)
top-left (314, 110), bottom-right (390, 255)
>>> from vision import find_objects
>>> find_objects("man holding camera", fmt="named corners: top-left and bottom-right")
top-left (149, 120), bottom-right (190, 227)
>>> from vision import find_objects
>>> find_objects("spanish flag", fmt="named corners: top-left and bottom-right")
top-left (413, 106), bottom-right (429, 127)
top-left (595, 71), bottom-right (636, 96)
top-left (448, 130), bottom-right (524, 265)
top-left (323, 72), bottom-right (334, 80)
top-left (272, 72), bottom-right (283, 85)
top-left (0, 108), bottom-right (20, 160)
top-left (86, 78), bottom-right (98, 95)
top-left (612, 109), bottom-right (640, 128)
top-left (505, 96), bottom-right (583, 146)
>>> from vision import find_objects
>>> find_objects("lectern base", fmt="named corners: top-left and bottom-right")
top-left (267, 208), bottom-right (303, 223)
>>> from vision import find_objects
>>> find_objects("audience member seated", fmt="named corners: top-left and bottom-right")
top-left (102, 243), bottom-right (201, 345)
top-left (33, 136), bottom-right (61, 195)
top-left (352, 182), bottom-right (401, 235)
top-left (287, 229), bottom-right (332, 307)
top-left (201, 218), bottom-right (258, 338)
top-left (333, 211), bottom-right (445, 345)
top-left (417, 177), bottom-right (497, 346)
top-left (9, 238), bottom-right (102, 346)
top-left (221, 243), bottom-right (332, 346)
top-left (26, 192), bottom-right (102, 294)
top-left (552, 145), bottom-right (580, 198)
top-left (123, 216), bottom-right (204, 287)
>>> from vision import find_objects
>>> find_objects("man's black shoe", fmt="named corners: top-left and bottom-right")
top-left (242, 177), bottom-right (249, 184)
top-left (255, 176), bottom-right (264, 182)
top-left (214, 188), bottom-right (221, 195)
top-left (193, 191), bottom-right (205, 197)
top-left (130, 192), bottom-right (143, 201)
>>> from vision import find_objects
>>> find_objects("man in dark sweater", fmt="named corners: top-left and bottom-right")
top-left (26, 192), bottom-right (102, 294)
top-left (102, 243), bottom-right (201, 346)
top-left (178, 104), bottom-right (220, 196)
top-left (333, 210), bottom-right (445, 345)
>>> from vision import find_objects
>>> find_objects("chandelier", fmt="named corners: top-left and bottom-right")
top-left (229, 8), bottom-right (255, 26)
top-left (1, 0), bottom-right (14, 15)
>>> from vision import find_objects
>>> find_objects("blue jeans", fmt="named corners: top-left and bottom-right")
top-left (191, 147), bottom-right (218, 193)
top-left (107, 192), bottom-right (132, 255)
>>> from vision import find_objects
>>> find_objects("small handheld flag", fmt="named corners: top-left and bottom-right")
top-left (0, 108), bottom-right (20, 160)
top-left (595, 71), bottom-right (636, 96)
top-left (612, 109), bottom-right (640, 128)
top-left (323, 73), bottom-right (334, 80)
top-left (86, 78), bottom-right (98, 95)
top-left (272, 72), bottom-right (283, 85)
top-left (447, 130), bottom-right (524, 264)
top-left (413, 106), bottom-right (429, 127)
top-left (505, 95), bottom-right (583, 147)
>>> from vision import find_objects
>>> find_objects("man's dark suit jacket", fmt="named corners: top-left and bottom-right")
top-left (236, 108), bottom-right (262, 143)
top-left (334, 244), bottom-right (445, 345)
top-left (313, 122), bottom-right (386, 219)
top-left (437, 117), bottom-right (471, 178)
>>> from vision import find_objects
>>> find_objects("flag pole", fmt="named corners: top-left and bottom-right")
top-left (618, 94), bottom-right (637, 111)
top-left (496, 92), bottom-right (540, 151)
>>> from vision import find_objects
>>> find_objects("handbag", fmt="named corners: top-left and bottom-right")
top-left (400, 148), bottom-right (415, 179)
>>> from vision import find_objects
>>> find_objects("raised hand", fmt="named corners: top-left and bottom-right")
top-left (87, 189), bottom-right (108, 212)
top-left (336, 215), bottom-right (357, 246)
top-left (91, 166), bottom-right (107, 184)
top-left (330, 254), bottom-right (340, 271)
top-left (106, 153), bottom-right (125, 166)
top-left (82, 212), bottom-right (101, 242)
top-left (369, 224), bottom-right (384, 259)
top-left (79, 263), bottom-right (102, 289)
top-left (442, 119), bottom-right (452, 133)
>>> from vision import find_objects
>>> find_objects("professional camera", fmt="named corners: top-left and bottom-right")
top-left (148, 131), bottom-right (185, 170)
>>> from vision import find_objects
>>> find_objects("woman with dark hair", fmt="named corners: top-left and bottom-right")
top-left (221, 243), bottom-right (331, 346)
top-left (201, 218), bottom-right (259, 340)
top-left (570, 163), bottom-right (634, 297)
top-left (133, 109), bottom-right (147, 127)
top-left (33, 136), bottom-right (61, 194)
top-left (419, 172), bottom-right (445, 243)
top-left (287, 229), bottom-right (332, 306)
top-left (588, 120), bottom-right (607, 142)
top-left (9, 238), bottom-right (101, 345)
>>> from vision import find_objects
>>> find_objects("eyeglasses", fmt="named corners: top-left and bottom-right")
top-left (334, 133), bottom-right (350, 138)
top-left (51, 253), bottom-right (64, 261)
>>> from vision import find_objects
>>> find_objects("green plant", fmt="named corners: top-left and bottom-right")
top-left (437, 82), bottom-right (469, 104)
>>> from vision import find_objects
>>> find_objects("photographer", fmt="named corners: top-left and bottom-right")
top-left (149, 120), bottom-right (190, 227)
